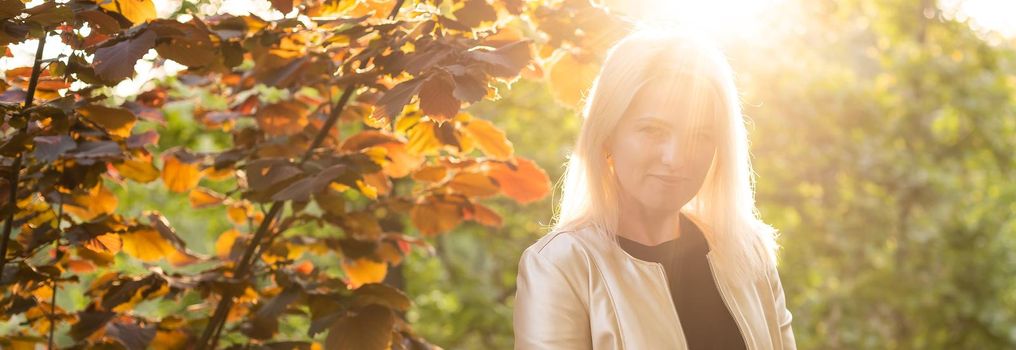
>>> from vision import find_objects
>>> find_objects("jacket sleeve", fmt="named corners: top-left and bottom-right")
top-left (513, 246), bottom-right (592, 349)
top-left (768, 262), bottom-right (797, 350)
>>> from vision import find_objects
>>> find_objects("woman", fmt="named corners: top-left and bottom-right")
top-left (513, 30), bottom-right (796, 349)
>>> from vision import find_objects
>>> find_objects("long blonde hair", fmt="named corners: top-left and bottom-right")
top-left (552, 29), bottom-right (779, 283)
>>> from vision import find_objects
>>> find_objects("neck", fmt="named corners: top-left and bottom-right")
top-left (616, 195), bottom-right (683, 246)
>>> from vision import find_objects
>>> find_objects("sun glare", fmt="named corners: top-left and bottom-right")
top-left (602, 0), bottom-right (782, 38)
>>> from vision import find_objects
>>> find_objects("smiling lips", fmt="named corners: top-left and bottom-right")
top-left (647, 174), bottom-right (686, 185)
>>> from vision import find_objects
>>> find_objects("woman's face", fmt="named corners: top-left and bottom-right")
top-left (607, 79), bottom-right (718, 214)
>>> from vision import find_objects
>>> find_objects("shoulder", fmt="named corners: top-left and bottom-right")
top-left (519, 227), bottom-right (607, 277)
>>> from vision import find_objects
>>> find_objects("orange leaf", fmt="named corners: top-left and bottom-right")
top-left (488, 157), bottom-right (551, 204)
top-left (462, 118), bottom-right (514, 160)
top-left (63, 185), bottom-right (118, 221)
top-left (161, 153), bottom-right (202, 193)
top-left (464, 203), bottom-right (503, 227)
top-left (114, 158), bottom-right (160, 183)
top-left (99, 0), bottom-right (157, 25)
top-left (411, 165), bottom-right (447, 182)
top-left (341, 258), bottom-right (387, 289)
top-left (548, 51), bottom-right (600, 107)
top-left (448, 172), bottom-right (499, 197)
top-left (120, 228), bottom-right (177, 262)
top-left (84, 233), bottom-right (123, 254)
top-left (189, 187), bottom-right (225, 208)
top-left (215, 229), bottom-right (241, 259)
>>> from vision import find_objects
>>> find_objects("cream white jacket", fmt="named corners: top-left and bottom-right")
top-left (513, 223), bottom-right (796, 349)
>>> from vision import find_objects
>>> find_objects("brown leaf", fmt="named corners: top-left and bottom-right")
top-left (418, 72), bottom-right (459, 121)
top-left (488, 157), bottom-right (551, 204)
top-left (454, 0), bottom-right (497, 28)
top-left (325, 304), bottom-right (395, 350)
top-left (410, 195), bottom-right (463, 236)
top-left (371, 78), bottom-right (424, 123)
top-left (257, 101), bottom-right (310, 136)
top-left (92, 29), bottom-right (156, 83)
top-left (468, 40), bottom-right (532, 78)
top-left (77, 104), bottom-right (138, 139)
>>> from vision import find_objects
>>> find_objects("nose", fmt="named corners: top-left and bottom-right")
top-left (660, 137), bottom-right (680, 167)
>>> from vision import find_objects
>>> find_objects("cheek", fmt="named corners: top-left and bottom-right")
top-left (609, 136), bottom-right (652, 183)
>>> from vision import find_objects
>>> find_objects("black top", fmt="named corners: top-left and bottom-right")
top-left (616, 213), bottom-right (747, 350)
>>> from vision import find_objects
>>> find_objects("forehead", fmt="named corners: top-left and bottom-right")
top-left (624, 75), bottom-right (719, 128)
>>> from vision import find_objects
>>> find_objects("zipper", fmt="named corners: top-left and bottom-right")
top-left (707, 254), bottom-right (751, 349)
top-left (653, 262), bottom-right (688, 349)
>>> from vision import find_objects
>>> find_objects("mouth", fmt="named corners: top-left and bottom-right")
top-left (647, 174), bottom-right (686, 185)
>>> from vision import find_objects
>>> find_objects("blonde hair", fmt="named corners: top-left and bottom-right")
top-left (552, 29), bottom-right (779, 284)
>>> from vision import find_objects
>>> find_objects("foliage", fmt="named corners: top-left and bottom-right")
top-left (0, 0), bottom-right (628, 348)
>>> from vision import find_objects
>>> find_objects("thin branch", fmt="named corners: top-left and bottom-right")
top-left (197, 86), bottom-right (358, 350)
top-left (0, 33), bottom-right (48, 283)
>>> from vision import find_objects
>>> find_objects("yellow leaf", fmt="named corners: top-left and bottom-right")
top-left (462, 118), bottom-right (514, 160)
top-left (121, 228), bottom-right (177, 262)
top-left (115, 158), bottom-right (160, 183)
top-left (405, 119), bottom-right (442, 156)
top-left (162, 153), bottom-right (202, 193)
top-left (341, 257), bottom-right (387, 289)
top-left (98, 0), bottom-right (157, 26)
top-left (215, 229), bottom-right (240, 259)
top-left (356, 179), bottom-right (378, 200)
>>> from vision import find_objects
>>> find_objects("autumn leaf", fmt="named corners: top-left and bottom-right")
top-left (418, 72), bottom-right (460, 121)
top-left (461, 117), bottom-right (514, 160)
top-left (161, 152), bottom-right (202, 193)
top-left (77, 104), bottom-right (138, 139)
top-left (97, 0), bottom-right (157, 26)
top-left (114, 158), bottom-right (160, 183)
top-left (189, 187), bottom-right (225, 208)
top-left (92, 28), bottom-right (157, 83)
top-left (410, 195), bottom-right (463, 236)
top-left (120, 228), bottom-right (177, 262)
top-left (64, 185), bottom-right (118, 221)
top-left (548, 51), bottom-right (600, 106)
top-left (372, 78), bottom-right (424, 123)
top-left (448, 172), bottom-right (499, 197)
top-left (257, 101), bottom-right (310, 136)
top-left (215, 229), bottom-right (241, 259)
top-left (325, 304), bottom-right (395, 350)
top-left (341, 257), bottom-right (387, 289)
top-left (488, 157), bottom-right (551, 204)
top-left (464, 202), bottom-right (503, 227)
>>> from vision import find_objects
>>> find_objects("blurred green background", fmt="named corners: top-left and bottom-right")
top-left (37, 0), bottom-right (1014, 348)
